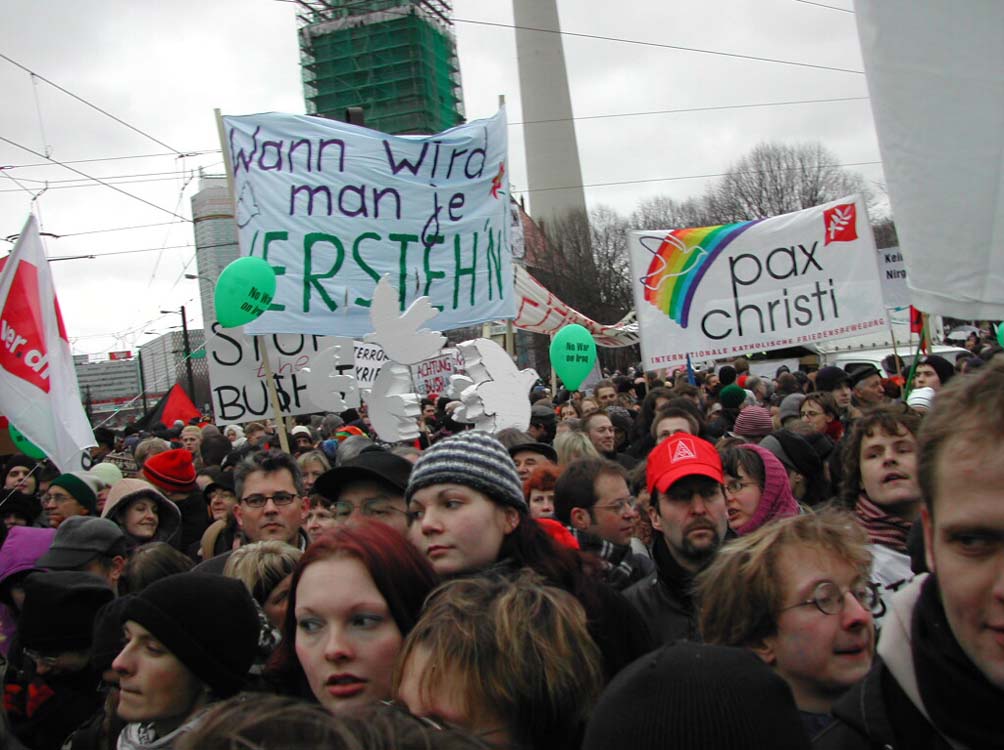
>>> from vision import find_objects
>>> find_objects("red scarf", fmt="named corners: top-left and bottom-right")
top-left (855, 493), bottom-right (912, 553)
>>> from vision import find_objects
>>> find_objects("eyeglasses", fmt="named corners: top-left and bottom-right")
top-left (23, 649), bottom-right (59, 668)
top-left (723, 479), bottom-right (758, 495)
top-left (332, 498), bottom-right (409, 520)
top-left (241, 492), bottom-right (299, 508)
top-left (41, 493), bottom-right (76, 505)
top-left (780, 581), bottom-right (883, 616)
top-left (593, 497), bottom-right (638, 514)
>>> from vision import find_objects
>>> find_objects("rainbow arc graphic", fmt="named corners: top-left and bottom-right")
top-left (639, 220), bottom-right (761, 327)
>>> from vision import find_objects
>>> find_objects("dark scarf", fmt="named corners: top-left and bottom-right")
top-left (912, 575), bottom-right (1004, 749)
top-left (855, 493), bottom-right (912, 553)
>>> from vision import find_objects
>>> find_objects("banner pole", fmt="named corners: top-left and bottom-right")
top-left (886, 310), bottom-right (903, 380)
top-left (214, 108), bottom-right (290, 455)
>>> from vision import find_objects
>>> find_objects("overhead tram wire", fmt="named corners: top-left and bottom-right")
top-left (791, 0), bottom-right (854, 12)
top-left (46, 240), bottom-right (236, 262)
top-left (0, 135), bottom-right (191, 222)
top-left (519, 160), bottom-right (883, 193)
top-left (276, 3), bottom-right (865, 76)
top-left (3, 149), bottom-right (220, 170)
top-left (0, 53), bottom-right (184, 154)
top-left (509, 95), bottom-right (870, 127)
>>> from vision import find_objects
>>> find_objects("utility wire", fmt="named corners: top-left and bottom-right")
top-left (792, 0), bottom-right (853, 12)
top-left (0, 135), bottom-right (191, 221)
top-left (3, 149), bottom-right (220, 170)
top-left (521, 160), bottom-right (883, 193)
top-left (0, 174), bottom-right (200, 194)
top-left (47, 239), bottom-right (236, 261)
top-left (0, 53), bottom-right (184, 154)
top-left (510, 95), bottom-right (869, 126)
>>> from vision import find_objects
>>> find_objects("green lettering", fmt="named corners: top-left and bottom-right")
top-left (262, 231), bottom-right (288, 311)
top-left (423, 236), bottom-right (446, 312)
top-left (390, 233), bottom-right (419, 310)
top-left (485, 222), bottom-right (504, 302)
top-left (351, 232), bottom-right (382, 307)
top-left (302, 233), bottom-right (345, 312)
top-left (453, 232), bottom-right (477, 310)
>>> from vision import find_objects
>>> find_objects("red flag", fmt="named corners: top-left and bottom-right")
top-left (909, 306), bottom-right (924, 334)
top-left (0, 216), bottom-right (95, 470)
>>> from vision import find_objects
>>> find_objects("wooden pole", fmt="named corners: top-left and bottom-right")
top-left (214, 108), bottom-right (289, 454)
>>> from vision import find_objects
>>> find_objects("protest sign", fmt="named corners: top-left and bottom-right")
top-left (877, 245), bottom-right (909, 311)
top-left (628, 196), bottom-right (887, 370)
top-left (206, 323), bottom-right (387, 423)
top-left (221, 109), bottom-right (515, 337)
top-left (411, 348), bottom-right (464, 396)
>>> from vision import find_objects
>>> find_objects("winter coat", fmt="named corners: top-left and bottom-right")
top-left (0, 527), bottom-right (56, 656)
top-left (814, 576), bottom-right (950, 750)
top-left (101, 479), bottom-right (182, 549)
top-left (622, 533), bottom-right (701, 645)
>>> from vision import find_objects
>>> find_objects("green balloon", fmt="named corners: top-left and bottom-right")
top-left (550, 324), bottom-right (597, 391)
top-left (8, 423), bottom-right (46, 460)
top-left (214, 257), bottom-right (277, 328)
top-left (997, 324), bottom-right (1004, 347)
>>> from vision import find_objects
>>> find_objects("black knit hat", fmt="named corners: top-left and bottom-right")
top-left (718, 365), bottom-right (737, 386)
top-left (122, 573), bottom-right (259, 697)
top-left (583, 642), bottom-right (810, 750)
top-left (815, 365), bottom-right (850, 392)
top-left (918, 354), bottom-right (954, 385)
top-left (406, 432), bottom-right (526, 512)
top-left (19, 571), bottom-right (115, 653)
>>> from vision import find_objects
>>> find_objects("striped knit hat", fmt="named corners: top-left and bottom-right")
top-left (406, 431), bottom-right (527, 513)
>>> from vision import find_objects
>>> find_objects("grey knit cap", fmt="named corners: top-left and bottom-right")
top-left (406, 431), bottom-right (527, 513)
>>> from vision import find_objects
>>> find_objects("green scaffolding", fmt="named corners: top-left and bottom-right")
top-left (301, 6), bottom-right (464, 135)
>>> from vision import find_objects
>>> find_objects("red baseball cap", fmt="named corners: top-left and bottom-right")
top-left (646, 434), bottom-right (724, 495)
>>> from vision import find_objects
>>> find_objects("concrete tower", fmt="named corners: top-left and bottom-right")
top-left (513, 0), bottom-right (587, 226)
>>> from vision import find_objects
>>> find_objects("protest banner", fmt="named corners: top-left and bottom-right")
top-left (877, 245), bottom-right (909, 311)
top-left (513, 265), bottom-right (640, 347)
top-left (205, 323), bottom-right (387, 424)
top-left (628, 196), bottom-right (887, 370)
top-left (856, 1), bottom-right (1004, 320)
top-left (411, 348), bottom-right (464, 396)
top-left (221, 109), bottom-right (515, 337)
top-left (0, 216), bottom-right (95, 470)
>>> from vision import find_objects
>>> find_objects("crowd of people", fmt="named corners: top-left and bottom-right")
top-left (0, 341), bottom-right (1002, 750)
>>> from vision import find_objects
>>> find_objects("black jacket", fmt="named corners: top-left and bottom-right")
top-left (813, 657), bottom-right (950, 750)
top-left (622, 534), bottom-right (700, 645)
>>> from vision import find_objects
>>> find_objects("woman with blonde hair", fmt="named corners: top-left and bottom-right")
top-left (553, 430), bottom-right (600, 466)
top-left (224, 540), bottom-right (303, 630)
top-left (395, 570), bottom-right (603, 750)
top-left (296, 450), bottom-right (331, 495)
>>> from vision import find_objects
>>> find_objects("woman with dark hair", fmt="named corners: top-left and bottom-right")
top-left (626, 386), bottom-right (674, 457)
top-left (269, 521), bottom-right (438, 716)
top-left (406, 431), bottom-right (653, 680)
top-left (799, 392), bottom-right (844, 442)
top-left (719, 443), bottom-right (800, 536)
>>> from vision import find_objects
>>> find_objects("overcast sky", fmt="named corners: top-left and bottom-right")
top-left (0, 0), bottom-right (878, 358)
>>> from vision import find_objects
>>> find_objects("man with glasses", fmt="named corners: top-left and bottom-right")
top-left (624, 434), bottom-right (730, 644)
top-left (816, 360), bottom-right (1004, 749)
top-left (696, 510), bottom-right (877, 739)
top-left (554, 457), bottom-right (653, 591)
top-left (195, 450), bottom-right (309, 574)
top-left (312, 448), bottom-right (413, 537)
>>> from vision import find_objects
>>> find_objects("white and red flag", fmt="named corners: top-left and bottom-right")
top-left (0, 215), bottom-right (95, 470)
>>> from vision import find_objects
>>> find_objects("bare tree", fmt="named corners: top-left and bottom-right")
top-left (707, 142), bottom-right (872, 222)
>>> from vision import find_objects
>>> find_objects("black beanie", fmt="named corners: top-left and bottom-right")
top-left (583, 642), bottom-right (810, 750)
top-left (718, 365), bottom-right (737, 386)
top-left (91, 596), bottom-right (134, 673)
top-left (122, 573), bottom-right (259, 697)
top-left (918, 354), bottom-right (954, 385)
top-left (19, 571), bottom-right (115, 652)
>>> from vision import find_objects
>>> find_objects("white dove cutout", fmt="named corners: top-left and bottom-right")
top-left (451, 338), bottom-right (538, 433)
top-left (367, 362), bottom-right (422, 442)
top-left (363, 275), bottom-right (446, 365)
top-left (638, 234), bottom-right (708, 292)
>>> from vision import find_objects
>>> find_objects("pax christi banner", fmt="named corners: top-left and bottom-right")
top-left (222, 108), bottom-right (515, 337)
top-left (0, 216), bottom-right (95, 470)
top-left (627, 196), bottom-right (886, 370)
